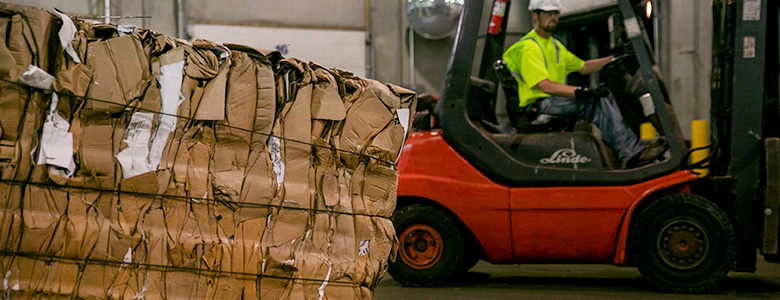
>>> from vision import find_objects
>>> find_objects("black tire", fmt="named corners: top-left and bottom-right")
top-left (388, 204), bottom-right (467, 286)
top-left (458, 244), bottom-right (480, 273)
top-left (628, 194), bottom-right (737, 293)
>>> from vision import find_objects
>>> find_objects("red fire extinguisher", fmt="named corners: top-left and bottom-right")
top-left (488, 0), bottom-right (507, 35)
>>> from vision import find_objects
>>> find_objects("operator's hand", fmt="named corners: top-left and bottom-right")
top-left (574, 86), bottom-right (610, 99)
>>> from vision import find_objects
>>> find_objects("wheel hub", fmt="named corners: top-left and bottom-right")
top-left (399, 224), bottom-right (443, 269)
top-left (657, 220), bottom-right (709, 270)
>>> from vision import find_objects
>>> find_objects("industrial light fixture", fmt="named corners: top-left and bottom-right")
top-left (645, 0), bottom-right (652, 18)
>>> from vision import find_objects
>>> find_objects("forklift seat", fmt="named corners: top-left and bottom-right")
top-left (493, 60), bottom-right (575, 133)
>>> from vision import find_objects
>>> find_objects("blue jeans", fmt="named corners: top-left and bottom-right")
top-left (537, 95), bottom-right (643, 163)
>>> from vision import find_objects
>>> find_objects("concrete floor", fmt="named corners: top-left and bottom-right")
top-left (374, 259), bottom-right (780, 299)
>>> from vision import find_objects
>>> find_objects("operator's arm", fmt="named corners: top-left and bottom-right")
top-left (578, 55), bottom-right (615, 75)
top-left (536, 79), bottom-right (577, 97)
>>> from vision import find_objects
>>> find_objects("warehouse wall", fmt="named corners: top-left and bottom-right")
top-left (659, 0), bottom-right (712, 140)
top-left (4, 0), bottom-right (177, 36)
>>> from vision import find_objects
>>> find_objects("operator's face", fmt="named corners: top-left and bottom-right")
top-left (535, 10), bottom-right (560, 32)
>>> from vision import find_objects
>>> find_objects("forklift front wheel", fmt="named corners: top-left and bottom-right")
top-left (628, 194), bottom-right (737, 293)
top-left (388, 204), bottom-right (467, 286)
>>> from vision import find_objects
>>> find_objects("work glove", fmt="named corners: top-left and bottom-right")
top-left (575, 86), bottom-right (610, 99)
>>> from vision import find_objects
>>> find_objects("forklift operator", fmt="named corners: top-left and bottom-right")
top-left (502, 0), bottom-right (666, 168)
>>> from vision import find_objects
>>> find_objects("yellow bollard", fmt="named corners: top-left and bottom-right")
top-left (690, 120), bottom-right (709, 176)
top-left (640, 122), bottom-right (657, 140)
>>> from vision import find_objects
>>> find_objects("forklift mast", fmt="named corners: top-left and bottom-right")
top-left (710, 0), bottom-right (780, 268)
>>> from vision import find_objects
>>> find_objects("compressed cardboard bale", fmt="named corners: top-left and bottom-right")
top-left (0, 183), bottom-right (23, 252)
top-left (203, 276), bottom-right (244, 300)
top-left (62, 189), bottom-right (104, 259)
top-left (117, 172), bottom-right (158, 236)
top-left (78, 263), bottom-right (118, 298)
top-left (202, 203), bottom-right (236, 270)
top-left (338, 81), bottom-right (398, 170)
top-left (84, 35), bottom-right (150, 113)
top-left (194, 56), bottom-right (229, 121)
top-left (163, 271), bottom-right (209, 299)
top-left (259, 238), bottom-right (298, 299)
top-left (42, 260), bottom-right (81, 297)
top-left (326, 167), bottom-right (358, 286)
top-left (3, 257), bottom-right (79, 298)
top-left (185, 39), bottom-right (223, 80)
top-left (233, 49), bottom-right (277, 206)
top-left (137, 270), bottom-right (167, 300)
top-left (0, 4), bottom-right (56, 184)
top-left (106, 266), bottom-right (144, 300)
top-left (76, 111), bottom-right (117, 189)
top-left (272, 59), bottom-right (314, 207)
top-left (213, 139), bottom-right (250, 203)
top-left (291, 212), bottom-right (332, 297)
top-left (142, 203), bottom-right (168, 266)
top-left (311, 64), bottom-right (347, 122)
top-left (19, 169), bottom-right (68, 256)
top-left (187, 126), bottom-right (215, 200)
top-left (54, 63), bottom-right (92, 99)
top-left (115, 110), bottom-right (155, 179)
top-left (222, 51), bottom-right (257, 140)
top-left (1, 5), bottom-right (418, 299)
top-left (222, 44), bottom-right (278, 146)
top-left (0, 3), bottom-right (57, 81)
top-left (162, 190), bottom-right (199, 267)
top-left (0, 16), bottom-right (15, 79)
top-left (323, 281), bottom-right (362, 300)
top-left (210, 51), bottom-right (256, 204)
top-left (237, 148), bottom-right (274, 216)
top-left (0, 139), bottom-right (14, 161)
top-left (355, 160), bottom-right (398, 217)
top-left (5, 80), bottom-right (48, 187)
top-left (253, 56), bottom-right (277, 146)
top-left (52, 11), bottom-right (92, 99)
top-left (0, 81), bottom-right (29, 142)
top-left (106, 213), bottom-right (143, 263)
top-left (266, 205), bottom-right (308, 254)
top-left (231, 216), bottom-right (266, 275)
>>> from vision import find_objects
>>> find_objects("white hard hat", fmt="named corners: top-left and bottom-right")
top-left (528, 0), bottom-right (564, 12)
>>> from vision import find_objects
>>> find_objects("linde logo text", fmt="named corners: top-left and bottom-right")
top-left (540, 149), bottom-right (592, 164)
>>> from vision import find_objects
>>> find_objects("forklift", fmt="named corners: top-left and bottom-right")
top-left (389, 0), bottom-right (780, 293)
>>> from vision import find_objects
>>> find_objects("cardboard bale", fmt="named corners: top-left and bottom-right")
top-left (211, 51), bottom-right (256, 206)
top-left (0, 3), bottom-right (57, 81)
top-left (18, 166), bottom-right (66, 256)
top-left (3, 257), bottom-right (79, 298)
top-left (0, 182), bottom-right (23, 252)
top-left (0, 81), bottom-right (29, 142)
top-left (62, 189), bottom-right (104, 259)
top-left (2, 4), bottom-right (417, 299)
top-left (0, 4), bottom-right (56, 182)
top-left (76, 111), bottom-right (116, 189)
top-left (84, 35), bottom-right (150, 113)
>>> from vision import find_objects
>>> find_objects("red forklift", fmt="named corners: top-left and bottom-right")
top-left (389, 0), bottom-right (780, 293)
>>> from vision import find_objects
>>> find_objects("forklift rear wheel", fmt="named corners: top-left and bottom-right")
top-left (628, 194), bottom-right (736, 293)
top-left (388, 204), bottom-right (467, 286)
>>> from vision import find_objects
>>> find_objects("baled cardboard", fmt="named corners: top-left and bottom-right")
top-left (194, 56), bottom-right (229, 121)
top-left (0, 82), bottom-right (28, 142)
top-left (53, 63), bottom-right (92, 97)
top-left (0, 17), bottom-right (14, 79)
top-left (222, 44), bottom-right (278, 147)
top-left (1, 4), bottom-right (417, 298)
top-left (84, 35), bottom-right (149, 113)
